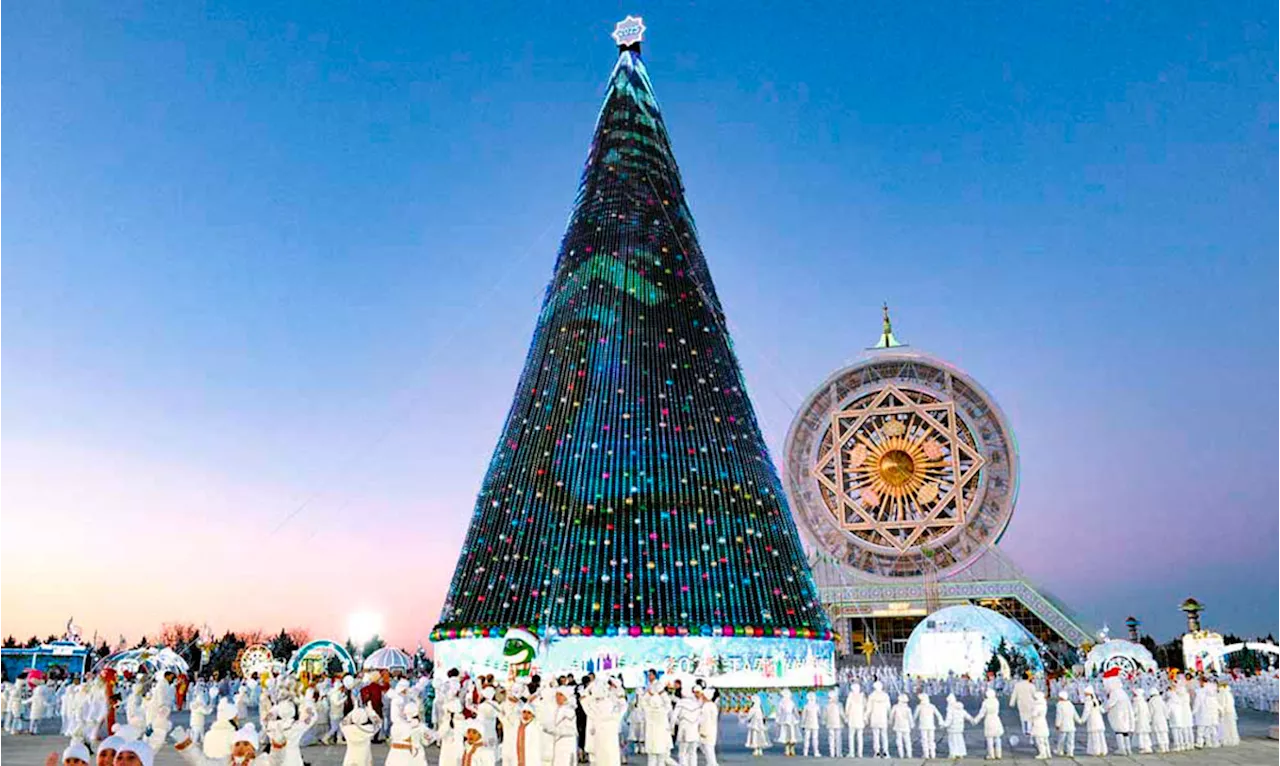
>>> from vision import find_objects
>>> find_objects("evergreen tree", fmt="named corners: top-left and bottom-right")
top-left (434, 36), bottom-right (829, 642)
top-left (269, 630), bottom-right (300, 661)
top-left (361, 636), bottom-right (386, 657)
top-left (206, 632), bottom-right (246, 679)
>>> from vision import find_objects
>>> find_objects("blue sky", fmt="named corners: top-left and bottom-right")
top-left (3, 0), bottom-right (1276, 644)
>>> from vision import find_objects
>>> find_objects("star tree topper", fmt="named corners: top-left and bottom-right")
top-left (612, 15), bottom-right (646, 48)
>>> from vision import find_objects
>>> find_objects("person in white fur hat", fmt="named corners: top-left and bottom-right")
top-left (172, 721), bottom-right (282, 766)
top-left (798, 691), bottom-right (820, 758)
top-left (95, 732), bottom-right (129, 766)
top-left (24, 680), bottom-right (48, 735)
top-left (820, 687), bottom-right (842, 758)
top-left (115, 739), bottom-right (156, 766)
top-left (342, 705), bottom-right (382, 766)
top-left (842, 683), bottom-right (866, 758)
top-left (42, 740), bottom-right (93, 766)
top-left (267, 700), bottom-right (311, 766)
top-left (889, 694), bottom-right (913, 759)
top-left (1053, 690), bottom-right (1078, 756)
top-left (912, 692), bottom-right (943, 760)
top-left (204, 698), bottom-right (239, 758)
top-left (188, 690), bottom-right (213, 747)
top-left (326, 677), bottom-right (356, 745)
top-left (462, 724), bottom-right (497, 766)
top-left (967, 688), bottom-right (1003, 760)
top-left (864, 682), bottom-right (891, 758)
top-left (550, 688), bottom-right (580, 766)
top-left (386, 700), bottom-right (434, 766)
top-left (502, 704), bottom-right (544, 766)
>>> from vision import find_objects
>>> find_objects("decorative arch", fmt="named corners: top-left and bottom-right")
top-left (288, 640), bottom-right (356, 675)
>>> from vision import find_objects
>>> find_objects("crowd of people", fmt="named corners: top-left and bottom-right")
top-left (3, 661), bottom-right (1273, 766)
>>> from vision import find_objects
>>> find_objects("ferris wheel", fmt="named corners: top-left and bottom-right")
top-left (783, 349), bottom-right (1018, 581)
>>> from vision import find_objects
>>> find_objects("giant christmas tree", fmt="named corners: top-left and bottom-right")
top-left (433, 20), bottom-right (831, 677)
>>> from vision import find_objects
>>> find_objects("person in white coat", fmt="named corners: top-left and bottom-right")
top-left (1172, 683), bottom-right (1194, 751)
top-left (327, 681), bottom-right (350, 745)
top-left (29, 682), bottom-right (50, 735)
top-left (627, 694), bottom-right (646, 757)
top-left (171, 722), bottom-right (283, 766)
top-left (270, 701), bottom-right (314, 766)
top-left (551, 690), bottom-right (580, 766)
top-left (1028, 691), bottom-right (1050, 760)
top-left (438, 698), bottom-right (466, 766)
top-left (640, 685), bottom-right (678, 766)
top-left (461, 725), bottom-right (497, 766)
top-left (695, 687), bottom-right (719, 766)
top-left (864, 682), bottom-right (891, 758)
top-left (1008, 675), bottom-right (1036, 736)
top-left (60, 685), bottom-right (79, 737)
top-left (821, 689), bottom-right (843, 758)
top-left (5, 683), bottom-right (24, 735)
top-left (386, 701), bottom-right (433, 766)
top-left (913, 693), bottom-right (943, 759)
top-left (674, 688), bottom-right (701, 766)
top-left (125, 687), bottom-right (147, 732)
top-left (772, 690), bottom-right (799, 757)
top-left (843, 683), bottom-right (866, 758)
top-left (234, 687), bottom-right (250, 726)
top-left (203, 700), bottom-right (239, 759)
top-left (1147, 687), bottom-right (1170, 753)
top-left (942, 694), bottom-right (968, 759)
top-left (799, 692), bottom-right (821, 758)
top-left (967, 689), bottom-right (1003, 760)
top-left (1131, 687), bottom-right (1152, 754)
top-left (741, 695), bottom-right (769, 757)
top-left (1192, 680), bottom-right (1219, 748)
top-left (341, 706), bottom-right (382, 766)
top-left (587, 682), bottom-right (627, 766)
top-left (1079, 687), bottom-right (1106, 757)
top-left (503, 706), bottom-right (544, 766)
top-left (188, 692), bottom-right (212, 747)
top-left (1053, 691), bottom-right (1077, 757)
top-left (889, 695), bottom-right (913, 759)
top-left (1217, 681), bottom-right (1239, 746)
top-left (1102, 675), bottom-right (1133, 755)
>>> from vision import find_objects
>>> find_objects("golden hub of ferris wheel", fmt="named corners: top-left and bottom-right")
top-left (812, 382), bottom-right (986, 552)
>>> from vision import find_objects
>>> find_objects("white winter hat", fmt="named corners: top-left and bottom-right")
top-left (116, 740), bottom-right (154, 766)
top-left (62, 742), bottom-right (92, 764)
top-left (343, 676), bottom-right (356, 690)
top-left (98, 735), bottom-right (126, 755)
top-left (396, 679), bottom-right (410, 692)
top-left (233, 724), bottom-right (260, 747)
top-left (216, 699), bottom-right (236, 722)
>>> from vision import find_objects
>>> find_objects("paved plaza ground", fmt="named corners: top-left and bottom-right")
top-left (2, 709), bottom-right (1276, 766)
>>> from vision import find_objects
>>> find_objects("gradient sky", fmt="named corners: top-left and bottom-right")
top-left (4, 1), bottom-right (1276, 649)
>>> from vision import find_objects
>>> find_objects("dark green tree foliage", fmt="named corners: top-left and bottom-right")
top-left (435, 46), bottom-right (829, 639)
top-left (268, 630), bottom-right (300, 661)
top-left (985, 638), bottom-right (1030, 677)
top-left (205, 632), bottom-right (246, 678)
top-left (3, 636), bottom-right (16, 648)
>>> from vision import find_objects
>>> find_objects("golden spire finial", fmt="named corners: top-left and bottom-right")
top-left (871, 302), bottom-right (904, 349)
